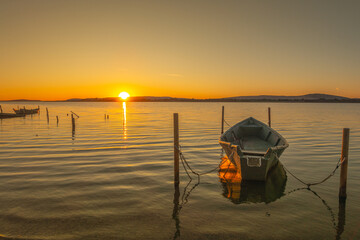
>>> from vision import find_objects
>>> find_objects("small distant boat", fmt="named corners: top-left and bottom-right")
top-left (219, 117), bottom-right (288, 181)
top-left (0, 113), bottom-right (25, 119)
top-left (13, 107), bottom-right (39, 115)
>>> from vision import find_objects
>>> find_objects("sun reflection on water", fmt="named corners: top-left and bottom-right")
top-left (122, 102), bottom-right (127, 139)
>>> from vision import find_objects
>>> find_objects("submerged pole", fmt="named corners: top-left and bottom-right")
top-left (268, 107), bottom-right (271, 127)
top-left (46, 107), bottom-right (49, 123)
top-left (56, 116), bottom-right (59, 126)
top-left (337, 198), bottom-right (346, 239)
top-left (339, 128), bottom-right (350, 199)
top-left (221, 106), bottom-right (224, 135)
top-left (71, 114), bottom-right (75, 132)
top-left (173, 113), bottom-right (180, 185)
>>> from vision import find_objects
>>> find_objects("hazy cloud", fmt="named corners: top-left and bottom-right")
top-left (167, 74), bottom-right (183, 77)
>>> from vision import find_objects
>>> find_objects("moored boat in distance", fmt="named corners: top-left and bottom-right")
top-left (219, 117), bottom-right (288, 181)
top-left (13, 107), bottom-right (39, 115)
top-left (0, 113), bottom-right (25, 119)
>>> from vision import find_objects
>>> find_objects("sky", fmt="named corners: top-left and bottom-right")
top-left (0, 0), bottom-right (359, 100)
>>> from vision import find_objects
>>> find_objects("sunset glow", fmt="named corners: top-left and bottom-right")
top-left (0, 1), bottom-right (359, 100)
top-left (119, 92), bottom-right (130, 100)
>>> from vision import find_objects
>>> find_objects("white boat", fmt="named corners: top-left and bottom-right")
top-left (219, 117), bottom-right (288, 181)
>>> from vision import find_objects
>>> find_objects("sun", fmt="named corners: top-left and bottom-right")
top-left (119, 92), bottom-right (130, 100)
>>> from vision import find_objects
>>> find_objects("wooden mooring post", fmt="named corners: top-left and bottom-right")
top-left (221, 106), bottom-right (225, 135)
top-left (339, 128), bottom-right (350, 200)
top-left (46, 107), bottom-right (49, 123)
top-left (268, 107), bottom-right (271, 127)
top-left (56, 116), bottom-right (59, 126)
top-left (172, 113), bottom-right (181, 238)
top-left (71, 114), bottom-right (75, 132)
top-left (173, 113), bottom-right (180, 185)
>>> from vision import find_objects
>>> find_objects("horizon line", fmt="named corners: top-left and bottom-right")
top-left (0, 93), bottom-right (359, 102)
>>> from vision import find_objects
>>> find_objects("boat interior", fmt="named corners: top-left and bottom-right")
top-left (221, 118), bottom-right (287, 156)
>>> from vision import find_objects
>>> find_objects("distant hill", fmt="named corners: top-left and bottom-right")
top-left (65, 97), bottom-right (118, 102)
top-left (62, 93), bottom-right (357, 102)
top-left (1, 93), bottom-right (359, 102)
top-left (6, 99), bottom-right (42, 102)
top-left (221, 93), bottom-right (350, 101)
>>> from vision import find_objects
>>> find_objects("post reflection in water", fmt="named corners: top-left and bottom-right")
top-left (172, 178), bottom-right (200, 239)
top-left (218, 156), bottom-right (287, 204)
top-left (337, 199), bottom-right (346, 240)
top-left (172, 181), bottom-right (180, 239)
top-left (122, 102), bottom-right (127, 139)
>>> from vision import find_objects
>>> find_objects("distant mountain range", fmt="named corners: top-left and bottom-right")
top-left (63, 93), bottom-right (358, 102)
top-left (2, 94), bottom-right (360, 102)
top-left (221, 93), bottom-right (351, 101)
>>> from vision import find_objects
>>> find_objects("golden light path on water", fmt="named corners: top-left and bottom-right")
top-left (123, 101), bottom-right (127, 140)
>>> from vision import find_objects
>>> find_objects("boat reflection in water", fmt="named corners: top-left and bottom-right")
top-left (219, 156), bottom-right (287, 204)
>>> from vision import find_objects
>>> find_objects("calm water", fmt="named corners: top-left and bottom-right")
top-left (0, 102), bottom-right (359, 240)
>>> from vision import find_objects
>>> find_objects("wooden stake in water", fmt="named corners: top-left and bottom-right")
top-left (56, 116), bottom-right (59, 126)
top-left (268, 107), bottom-right (271, 127)
top-left (173, 113), bottom-right (180, 185)
top-left (339, 128), bottom-right (350, 199)
top-left (71, 114), bottom-right (75, 132)
top-left (337, 197), bottom-right (346, 239)
top-left (0, 105), bottom-right (2, 113)
top-left (46, 107), bottom-right (49, 123)
top-left (221, 106), bottom-right (225, 135)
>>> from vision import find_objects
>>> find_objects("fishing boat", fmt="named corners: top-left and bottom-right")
top-left (0, 113), bottom-right (25, 119)
top-left (13, 107), bottom-right (39, 115)
top-left (219, 117), bottom-right (288, 181)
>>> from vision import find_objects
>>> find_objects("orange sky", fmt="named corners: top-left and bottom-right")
top-left (1, 1), bottom-right (360, 100)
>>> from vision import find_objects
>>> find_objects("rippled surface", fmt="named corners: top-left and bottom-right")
top-left (0, 102), bottom-right (359, 239)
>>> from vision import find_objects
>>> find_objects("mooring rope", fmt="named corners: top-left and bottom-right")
top-left (176, 145), bottom-right (231, 180)
top-left (177, 141), bottom-right (344, 188)
top-left (224, 119), bottom-right (232, 127)
top-left (278, 154), bottom-right (346, 188)
top-left (285, 186), bottom-right (337, 230)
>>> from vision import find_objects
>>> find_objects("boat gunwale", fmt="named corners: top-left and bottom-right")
top-left (220, 117), bottom-right (289, 152)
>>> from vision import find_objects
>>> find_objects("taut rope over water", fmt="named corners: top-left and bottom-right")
top-left (278, 154), bottom-right (346, 188)
top-left (176, 145), bottom-right (230, 181)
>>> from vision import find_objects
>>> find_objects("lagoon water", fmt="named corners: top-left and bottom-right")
top-left (0, 102), bottom-right (359, 239)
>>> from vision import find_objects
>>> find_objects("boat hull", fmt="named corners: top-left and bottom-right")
top-left (238, 151), bottom-right (277, 181)
top-left (13, 108), bottom-right (39, 115)
top-left (219, 159), bottom-right (287, 204)
top-left (220, 141), bottom-right (285, 181)
top-left (0, 113), bottom-right (25, 119)
top-left (220, 117), bottom-right (288, 181)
